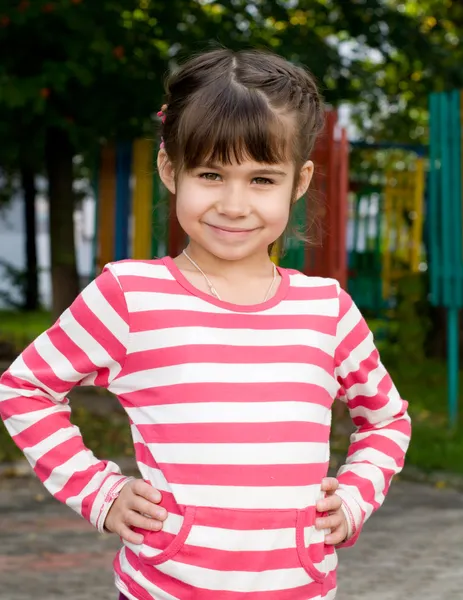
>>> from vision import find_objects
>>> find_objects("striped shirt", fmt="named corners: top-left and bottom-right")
top-left (0, 257), bottom-right (411, 600)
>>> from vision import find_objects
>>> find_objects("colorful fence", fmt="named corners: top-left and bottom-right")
top-left (429, 89), bottom-right (463, 426)
top-left (347, 186), bottom-right (384, 313)
top-left (93, 139), bottom-right (167, 274)
top-left (347, 154), bottom-right (425, 313)
top-left (280, 110), bottom-right (349, 288)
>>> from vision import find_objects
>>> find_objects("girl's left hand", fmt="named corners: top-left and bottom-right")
top-left (315, 477), bottom-right (348, 545)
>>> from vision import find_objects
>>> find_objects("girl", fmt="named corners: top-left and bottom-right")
top-left (0, 48), bottom-right (411, 600)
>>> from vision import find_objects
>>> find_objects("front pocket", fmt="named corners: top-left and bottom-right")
top-left (136, 505), bottom-right (196, 566)
top-left (132, 505), bottom-right (329, 587)
top-left (295, 509), bottom-right (328, 584)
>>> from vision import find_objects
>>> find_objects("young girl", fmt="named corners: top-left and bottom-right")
top-left (0, 49), bottom-right (411, 600)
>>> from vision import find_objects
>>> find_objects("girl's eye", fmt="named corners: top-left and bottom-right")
top-left (253, 177), bottom-right (274, 185)
top-left (200, 172), bottom-right (221, 181)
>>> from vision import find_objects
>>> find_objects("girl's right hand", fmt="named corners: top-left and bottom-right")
top-left (104, 479), bottom-right (168, 544)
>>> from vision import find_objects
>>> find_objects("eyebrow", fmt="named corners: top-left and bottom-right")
top-left (202, 164), bottom-right (287, 177)
top-left (251, 168), bottom-right (287, 177)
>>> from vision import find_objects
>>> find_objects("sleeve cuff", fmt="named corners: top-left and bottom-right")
top-left (335, 486), bottom-right (364, 548)
top-left (93, 474), bottom-right (135, 533)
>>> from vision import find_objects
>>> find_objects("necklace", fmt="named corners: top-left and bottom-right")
top-left (182, 249), bottom-right (277, 303)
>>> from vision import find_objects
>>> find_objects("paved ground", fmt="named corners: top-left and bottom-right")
top-left (0, 475), bottom-right (462, 600)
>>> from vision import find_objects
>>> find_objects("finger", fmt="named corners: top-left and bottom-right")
top-left (320, 477), bottom-right (339, 495)
top-left (315, 512), bottom-right (344, 531)
top-left (119, 524), bottom-right (144, 545)
top-left (130, 496), bottom-right (168, 521)
top-left (317, 493), bottom-right (342, 513)
top-left (132, 480), bottom-right (162, 504)
top-left (324, 528), bottom-right (347, 546)
top-left (127, 510), bottom-right (164, 532)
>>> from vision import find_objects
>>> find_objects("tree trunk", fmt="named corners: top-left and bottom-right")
top-left (20, 163), bottom-right (39, 311)
top-left (45, 127), bottom-right (79, 320)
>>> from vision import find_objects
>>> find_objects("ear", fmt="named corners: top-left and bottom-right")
top-left (293, 160), bottom-right (314, 202)
top-left (157, 149), bottom-right (176, 194)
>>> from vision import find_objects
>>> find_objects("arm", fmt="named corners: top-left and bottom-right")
top-left (333, 288), bottom-right (411, 547)
top-left (0, 264), bottom-right (132, 531)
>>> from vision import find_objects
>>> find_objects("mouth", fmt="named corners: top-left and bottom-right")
top-left (205, 223), bottom-right (259, 234)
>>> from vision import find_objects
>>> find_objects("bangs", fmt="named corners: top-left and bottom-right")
top-left (176, 81), bottom-right (293, 170)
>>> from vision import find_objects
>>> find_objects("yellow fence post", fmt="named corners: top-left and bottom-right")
top-left (382, 158), bottom-right (425, 300)
top-left (132, 139), bottom-right (154, 259)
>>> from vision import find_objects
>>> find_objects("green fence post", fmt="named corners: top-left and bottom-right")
top-left (429, 89), bottom-right (462, 428)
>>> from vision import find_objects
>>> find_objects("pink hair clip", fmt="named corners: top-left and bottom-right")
top-left (157, 104), bottom-right (167, 148)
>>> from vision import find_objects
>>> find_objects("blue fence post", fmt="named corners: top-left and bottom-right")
top-left (114, 142), bottom-right (133, 261)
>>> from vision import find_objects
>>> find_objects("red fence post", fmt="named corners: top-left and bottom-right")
top-left (304, 110), bottom-right (348, 286)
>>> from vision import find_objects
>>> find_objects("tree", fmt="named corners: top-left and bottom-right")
top-left (0, 0), bottom-right (275, 317)
top-left (0, 104), bottom-right (42, 310)
top-left (344, 0), bottom-right (463, 142)
top-left (0, 0), bottom-right (458, 318)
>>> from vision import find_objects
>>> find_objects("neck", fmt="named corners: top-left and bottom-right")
top-left (182, 242), bottom-right (275, 280)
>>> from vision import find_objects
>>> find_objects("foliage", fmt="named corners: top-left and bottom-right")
top-left (331, 352), bottom-right (463, 475)
top-left (1, 1), bottom-right (457, 148)
top-left (376, 274), bottom-right (432, 370)
top-left (392, 357), bottom-right (463, 474)
top-left (0, 168), bottom-right (19, 207)
top-left (350, 0), bottom-right (463, 142)
top-left (0, 309), bottom-right (51, 356)
top-left (0, 261), bottom-right (33, 309)
top-left (1, 0), bottom-right (462, 163)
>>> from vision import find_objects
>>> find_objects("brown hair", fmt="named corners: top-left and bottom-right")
top-left (159, 48), bottom-right (325, 246)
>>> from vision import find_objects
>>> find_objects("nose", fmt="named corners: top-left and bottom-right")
top-left (215, 183), bottom-right (250, 218)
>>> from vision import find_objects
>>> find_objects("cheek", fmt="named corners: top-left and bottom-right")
top-left (259, 194), bottom-right (292, 228)
top-left (175, 187), bottom-right (208, 229)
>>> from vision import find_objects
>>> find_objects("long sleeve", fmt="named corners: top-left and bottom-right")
top-left (0, 264), bottom-right (132, 532)
top-left (333, 288), bottom-right (411, 547)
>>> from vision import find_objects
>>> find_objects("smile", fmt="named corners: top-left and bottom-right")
top-left (205, 223), bottom-right (259, 235)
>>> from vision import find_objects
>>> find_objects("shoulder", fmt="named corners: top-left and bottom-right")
top-left (99, 259), bottom-right (181, 315)
top-left (103, 258), bottom-right (175, 284)
top-left (283, 267), bottom-right (341, 297)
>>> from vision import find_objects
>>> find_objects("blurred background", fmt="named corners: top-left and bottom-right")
top-left (0, 1), bottom-right (462, 599)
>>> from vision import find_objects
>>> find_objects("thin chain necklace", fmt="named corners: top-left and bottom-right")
top-left (182, 249), bottom-right (277, 303)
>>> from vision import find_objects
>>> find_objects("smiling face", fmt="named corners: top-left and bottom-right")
top-left (156, 49), bottom-right (324, 264)
top-left (159, 156), bottom-right (313, 262)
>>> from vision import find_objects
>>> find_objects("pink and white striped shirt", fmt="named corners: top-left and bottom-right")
top-left (0, 258), bottom-right (411, 600)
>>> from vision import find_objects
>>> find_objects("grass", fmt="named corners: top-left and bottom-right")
top-left (0, 309), bottom-right (462, 478)
top-left (0, 310), bottom-right (52, 354)
top-left (330, 338), bottom-right (463, 476)
top-left (386, 360), bottom-right (463, 475)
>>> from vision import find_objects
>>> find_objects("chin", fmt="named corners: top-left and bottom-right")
top-left (206, 242), bottom-right (266, 262)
